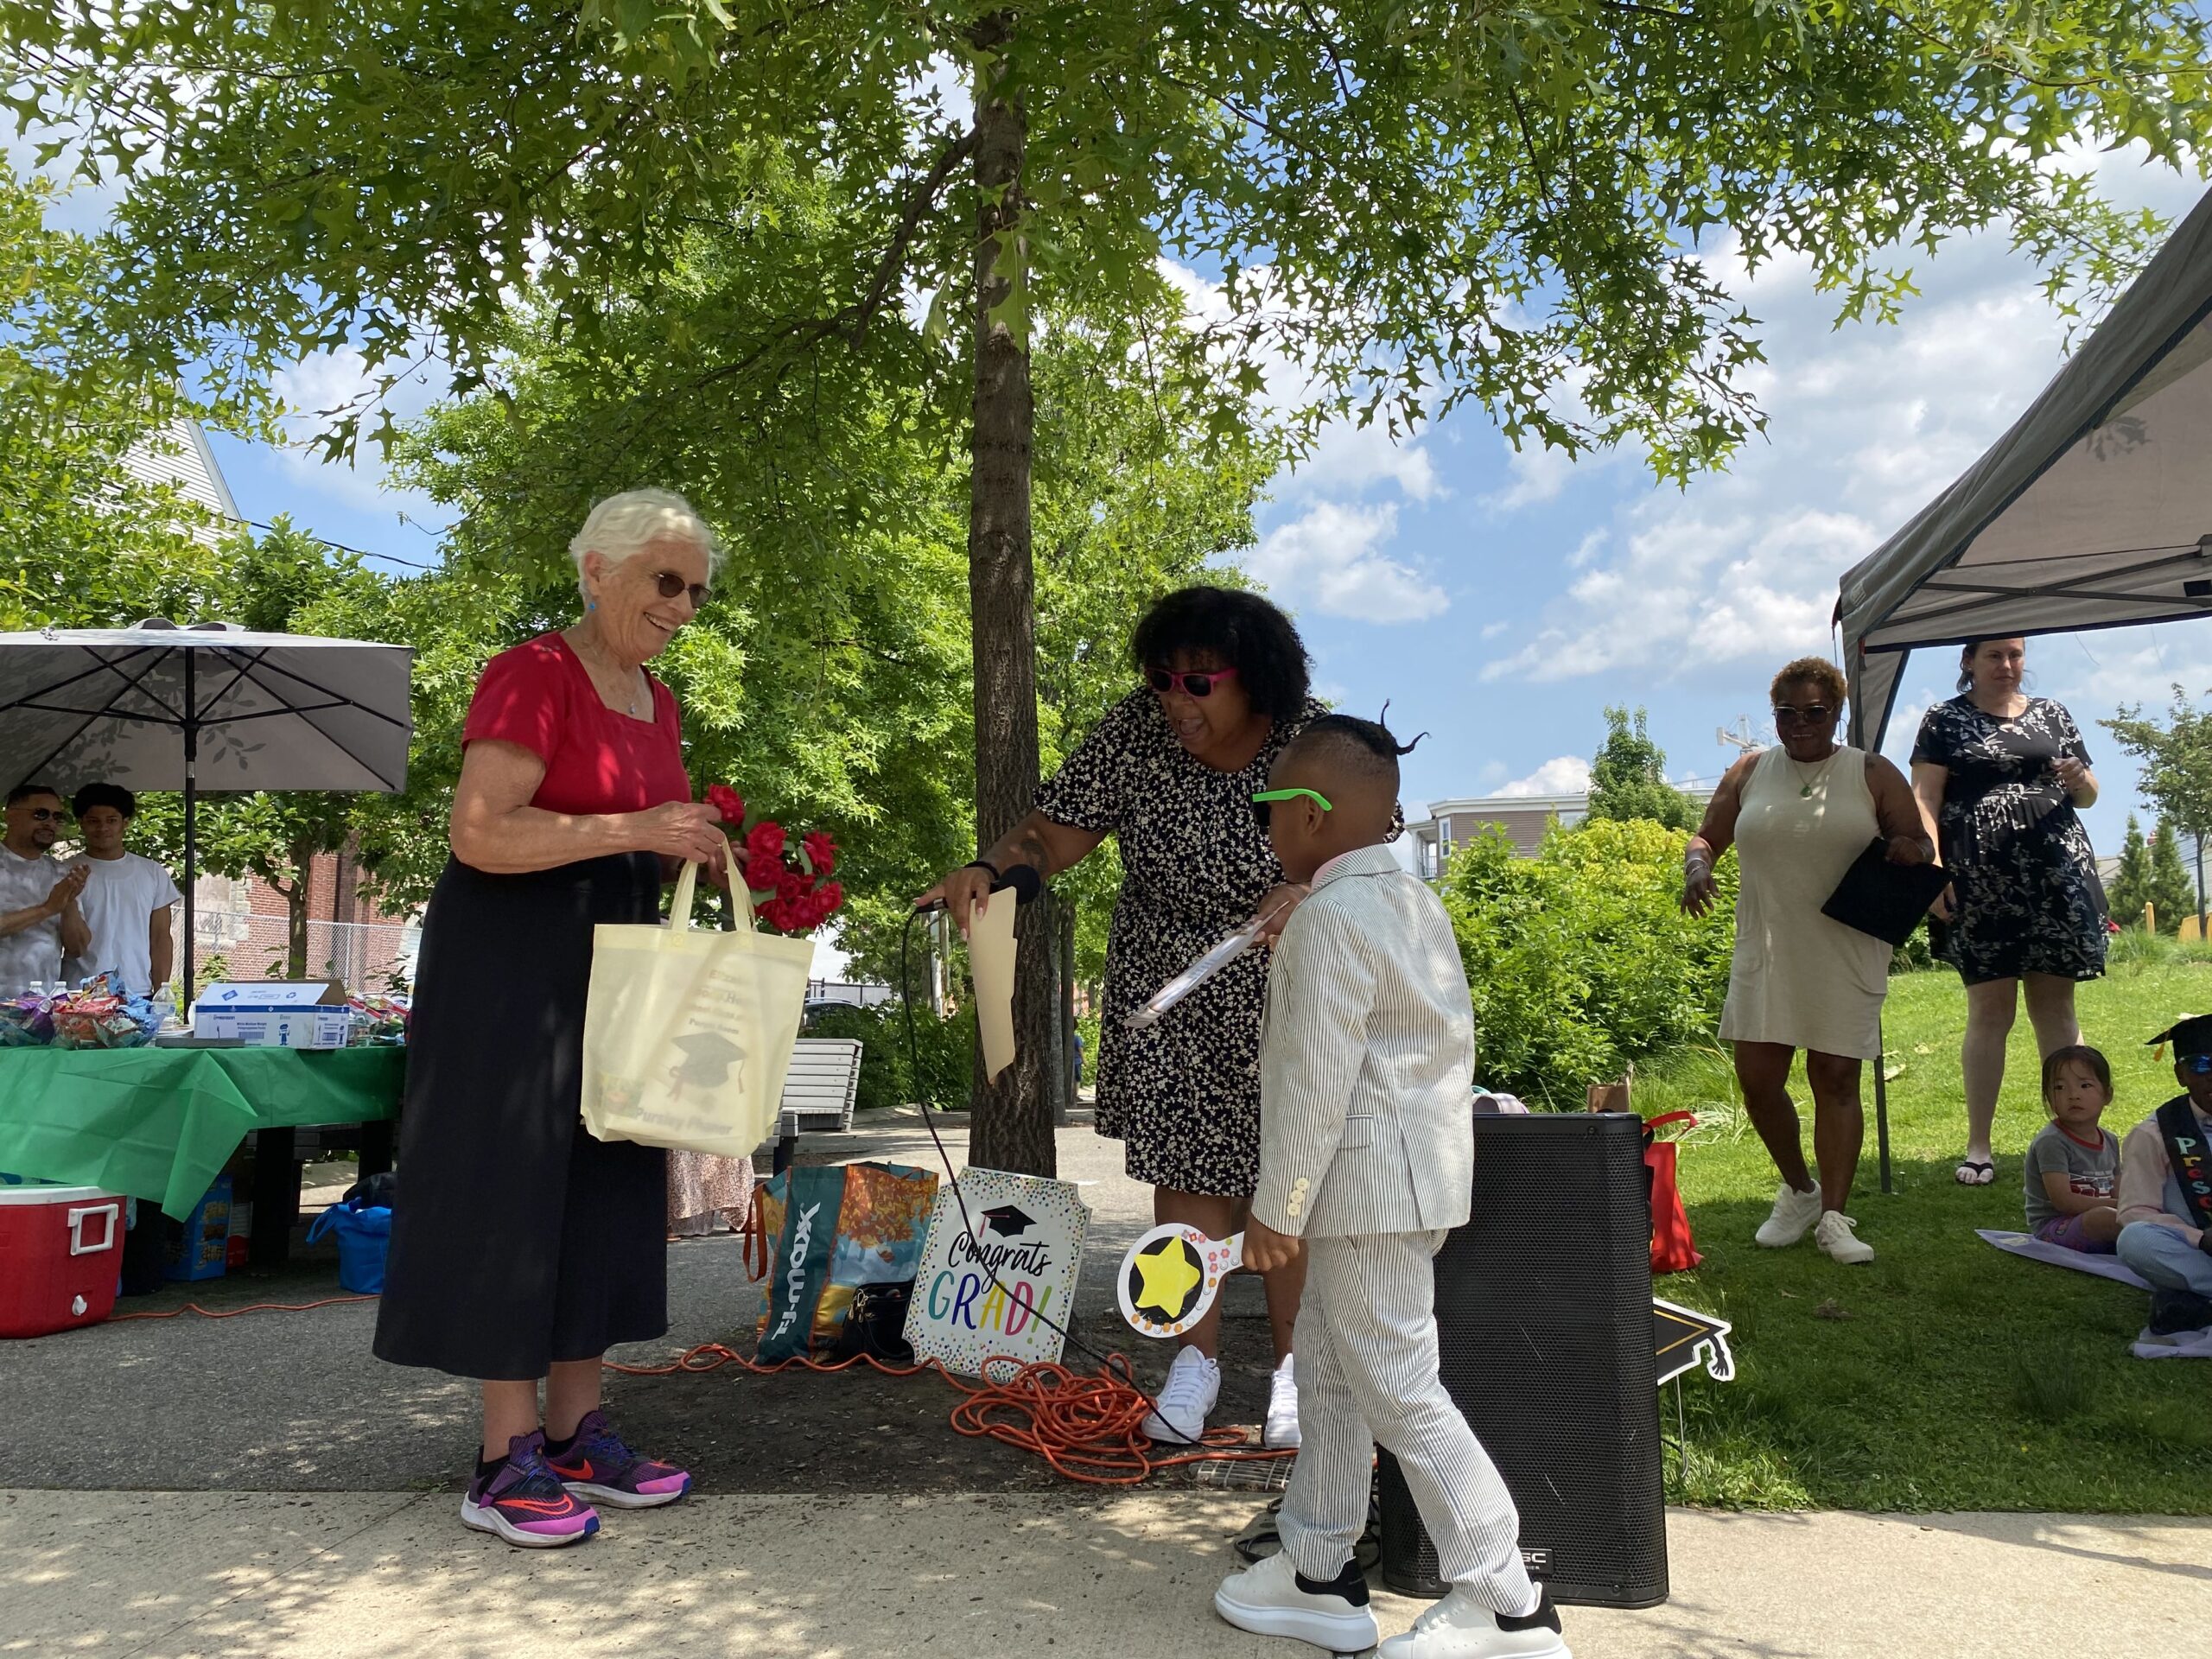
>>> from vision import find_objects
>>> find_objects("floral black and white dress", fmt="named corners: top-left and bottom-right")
top-left (1035, 691), bottom-right (1327, 1196)
top-left (1910, 694), bottom-right (2106, 986)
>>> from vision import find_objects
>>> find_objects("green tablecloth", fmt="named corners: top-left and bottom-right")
top-left (0, 1046), bottom-right (405, 1220)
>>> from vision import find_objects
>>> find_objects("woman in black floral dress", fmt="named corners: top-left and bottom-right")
top-left (919, 587), bottom-right (1324, 1450)
top-left (1910, 637), bottom-right (2105, 1185)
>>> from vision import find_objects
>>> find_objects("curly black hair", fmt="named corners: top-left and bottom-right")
top-left (1128, 585), bottom-right (1311, 721)
top-left (71, 783), bottom-right (137, 820)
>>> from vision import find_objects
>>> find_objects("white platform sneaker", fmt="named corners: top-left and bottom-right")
top-left (1215, 1552), bottom-right (1379, 1653)
top-left (1139, 1344), bottom-right (1219, 1446)
top-left (1264, 1354), bottom-right (1301, 1449)
top-left (1754, 1182), bottom-right (1823, 1248)
top-left (1378, 1588), bottom-right (1571, 1658)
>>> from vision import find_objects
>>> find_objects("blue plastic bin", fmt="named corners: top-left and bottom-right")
top-left (305, 1199), bottom-right (392, 1294)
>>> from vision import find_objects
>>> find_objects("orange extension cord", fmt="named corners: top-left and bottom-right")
top-left (604, 1339), bottom-right (1294, 1487)
top-left (107, 1293), bottom-right (1292, 1487)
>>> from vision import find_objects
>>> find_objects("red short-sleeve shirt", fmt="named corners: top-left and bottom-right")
top-left (462, 633), bottom-right (691, 816)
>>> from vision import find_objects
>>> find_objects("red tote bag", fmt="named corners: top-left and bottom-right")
top-left (1642, 1110), bottom-right (1702, 1275)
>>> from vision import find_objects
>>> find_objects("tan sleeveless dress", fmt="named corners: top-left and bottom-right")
top-left (1718, 745), bottom-right (1891, 1060)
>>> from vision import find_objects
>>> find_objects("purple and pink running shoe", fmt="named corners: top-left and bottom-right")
top-left (541, 1409), bottom-right (693, 1509)
top-left (461, 1433), bottom-right (601, 1548)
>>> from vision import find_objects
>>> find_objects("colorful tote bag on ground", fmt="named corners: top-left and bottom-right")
top-left (1643, 1110), bottom-right (1702, 1274)
top-left (580, 861), bottom-right (814, 1159)
top-left (750, 1161), bottom-right (940, 1363)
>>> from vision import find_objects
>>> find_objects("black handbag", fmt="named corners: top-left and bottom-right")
top-left (1821, 837), bottom-right (1952, 947)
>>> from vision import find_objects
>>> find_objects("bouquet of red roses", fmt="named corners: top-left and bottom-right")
top-left (707, 785), bottom-right (843, 935)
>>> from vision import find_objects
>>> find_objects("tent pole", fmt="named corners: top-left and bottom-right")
top-left (1874, 1016), bottom-right (1894, 1195)
top-left (181, 652), bottom-right (197, 1014)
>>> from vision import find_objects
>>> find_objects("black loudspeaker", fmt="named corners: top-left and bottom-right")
top-left (1376, 1111), bottom-right (1665, 1609)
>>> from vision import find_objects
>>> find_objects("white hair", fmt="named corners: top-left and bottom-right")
top-left (568, 488), bottom-right (721, 600)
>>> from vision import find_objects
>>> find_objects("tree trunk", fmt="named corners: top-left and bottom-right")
top-left (964, 14), bottom-right (1054, 1178)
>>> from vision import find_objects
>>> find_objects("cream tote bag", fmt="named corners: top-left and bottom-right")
top-left (579, 860), bottom-right (815, 1157)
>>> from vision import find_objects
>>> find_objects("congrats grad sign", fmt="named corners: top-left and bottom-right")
top-left (904, 1167), bottom-right (1090, 1378)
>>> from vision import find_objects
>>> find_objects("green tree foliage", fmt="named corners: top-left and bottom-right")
top-left (2146, 819), bottom-right (2197, 937)
top-left (6, 3), bottom-right (2203, 475)
top-left (2108, 813), bottom-right (2154, 929)
top-left (1584, 706), bottom-right (1700, 832)
top-left (0, 161), bottom-right (228, 628)
top-left (2104, 689), bottom-right (2212, 929)
top-left (1440, 819), bottom-right (1736, 1100)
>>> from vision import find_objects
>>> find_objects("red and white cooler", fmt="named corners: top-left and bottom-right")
top-left (0, 1184), bottom-right (125, 1338)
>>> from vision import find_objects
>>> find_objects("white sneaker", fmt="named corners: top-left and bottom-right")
top-left (1264, 1354), bottom-right (1301, 1449)
top-left (1140, 1344), bottom-right (1219, 1446)
top-left (1378, 1587), bottom-right (1570, 1658)
top-left (1815, 1210), bottom-right (1875, 1265)
top-left (1214, 1551), bottom-right (1379, 1652)
top-left (1754, 1183), bottom-right (1822, 1249)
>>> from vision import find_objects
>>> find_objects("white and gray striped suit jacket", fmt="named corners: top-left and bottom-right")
top-left (1254, 842), bottom-right (1476, 1239)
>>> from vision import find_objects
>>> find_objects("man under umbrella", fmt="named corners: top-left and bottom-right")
top-left (0, 783), bottom-right (90, 995)
top-left (60, 784), bottom-right (181, 997)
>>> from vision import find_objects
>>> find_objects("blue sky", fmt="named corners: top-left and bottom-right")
top-left (43, 137), bottom-right (2206, 862)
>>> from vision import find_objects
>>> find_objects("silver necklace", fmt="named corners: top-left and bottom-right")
top-left (1785, 747), bottom-right (1840, 798)
top-left (575, 632), bottom-right (645, 716)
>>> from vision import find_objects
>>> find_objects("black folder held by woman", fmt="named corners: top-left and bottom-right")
top-left (1821, 838), bottom-right (1952, 947)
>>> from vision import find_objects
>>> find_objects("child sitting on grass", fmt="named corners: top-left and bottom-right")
top-left (2021, 1045), bottom-right (2122, 1253)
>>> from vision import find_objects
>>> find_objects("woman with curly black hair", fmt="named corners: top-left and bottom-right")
top-left (921, 584), bottom-right (1325, 1451)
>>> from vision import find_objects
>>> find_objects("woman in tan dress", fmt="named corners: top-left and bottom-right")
top-left (1681, 658), bottom-right (1933, 1265)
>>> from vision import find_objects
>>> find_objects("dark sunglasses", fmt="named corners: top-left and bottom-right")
top-left (2185, 1053), bottom-right (2212, 1076)
top-left (1250, 786), bottom-right (1332, 828)
top-left (650, 569), bottom-right (711, 607)
top-left (1772, 703), bottom-right (1834, 725)
top-left (20, 807), bottom-right (68, 823)
top-left (1147, 664), bottom-right (1239, 697)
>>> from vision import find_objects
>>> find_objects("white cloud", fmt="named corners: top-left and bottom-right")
top-left (1472, 149), bottom-right (2206, 690)
top-left (1484, 437), bottom-right (1576, 511)
top-left (1498, 755), bottom-right (1592, 798)
top-left (1160, 257), bottom-right (1443, 613)
top-left (1245, 500), bottom-right (1446, 624)
top-left (270, 346), bottom-right (449, 520)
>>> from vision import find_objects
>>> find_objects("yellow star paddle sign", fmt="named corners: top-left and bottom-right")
top-left (1131, 1236), bottom-right (1204, 1319)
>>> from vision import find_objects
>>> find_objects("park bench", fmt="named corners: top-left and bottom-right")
top-left (766, 1036), bottom-right (864, 1174)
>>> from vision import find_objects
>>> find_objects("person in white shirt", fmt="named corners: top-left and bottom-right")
top-left (61, 783), bottom-right (181, 997)
top-left (0, 783), bottom-right (91, 996)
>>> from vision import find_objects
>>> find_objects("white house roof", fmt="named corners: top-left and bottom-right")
top-left (120, 420), bottom-right (240, 534)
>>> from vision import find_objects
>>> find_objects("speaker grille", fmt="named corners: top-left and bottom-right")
top-left (1377, 1112), bottom-right (1667, 1609)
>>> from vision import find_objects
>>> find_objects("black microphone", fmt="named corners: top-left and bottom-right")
top-left (916, 864), bottom-right (1042, 914)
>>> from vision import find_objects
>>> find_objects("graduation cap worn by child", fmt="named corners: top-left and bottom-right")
top-left (2113, 1014), bottom-right (2212, 1343)
top-left (2149, 1014), bottom-right (2212, 1071)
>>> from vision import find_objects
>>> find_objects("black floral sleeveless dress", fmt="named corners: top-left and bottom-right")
top-left (1035, 691), bottom-right (1330, 1196)
top-left (1910, 695), bottom-right (2107, 986)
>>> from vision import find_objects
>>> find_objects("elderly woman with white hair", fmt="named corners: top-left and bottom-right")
top-left (376, 488), bottom-right (729, 1548)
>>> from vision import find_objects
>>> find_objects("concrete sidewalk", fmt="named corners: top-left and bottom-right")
top-left (5, 1491), bottom-right (2204, 1658)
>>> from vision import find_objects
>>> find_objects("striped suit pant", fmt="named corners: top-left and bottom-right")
top-left (1278, 1230), bottom-right (1538, 1617)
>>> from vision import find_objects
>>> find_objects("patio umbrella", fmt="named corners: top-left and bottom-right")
top-left (0, 620), bottom-right (413, 996)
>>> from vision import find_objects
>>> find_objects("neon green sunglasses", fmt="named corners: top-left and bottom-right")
top-left (1251, 786), bottom-right (1332, 827)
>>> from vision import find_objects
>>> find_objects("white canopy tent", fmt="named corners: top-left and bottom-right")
top-left (1836, 185), bottom-right (2212, 1193)
top-left (1839, 184), bottom-right (2212, 751)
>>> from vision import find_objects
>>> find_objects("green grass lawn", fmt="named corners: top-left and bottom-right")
top-left (1635, 949), bottom-right (2212, 1514)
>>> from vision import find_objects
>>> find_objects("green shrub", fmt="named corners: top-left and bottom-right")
top-left (803, 1000), bottom-right (976, 1112)
top-left (1440, 818), bottom-right (1737, 1103)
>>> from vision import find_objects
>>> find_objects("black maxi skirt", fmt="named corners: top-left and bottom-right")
top-left (373, 853), bottom-right (669, 1380)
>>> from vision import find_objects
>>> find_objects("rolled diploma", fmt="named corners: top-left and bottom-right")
top-left (1124, 913), bottom-right (1268, 1030)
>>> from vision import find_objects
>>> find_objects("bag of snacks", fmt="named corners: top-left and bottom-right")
top-left (49, 972), bottom-right (160, 1050)
top-left (0, 991), bottom-right (54, 1046)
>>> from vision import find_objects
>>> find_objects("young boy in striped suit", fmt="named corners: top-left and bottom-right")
top-left (1215, 715), bottom-right (1569, 1659)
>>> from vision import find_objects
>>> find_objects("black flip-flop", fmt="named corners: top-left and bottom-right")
top-left (1954, 1160), bottom-right (1995, 1185)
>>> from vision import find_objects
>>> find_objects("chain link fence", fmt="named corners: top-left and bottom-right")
top-left (192, 910), bottom-right (421, 994)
